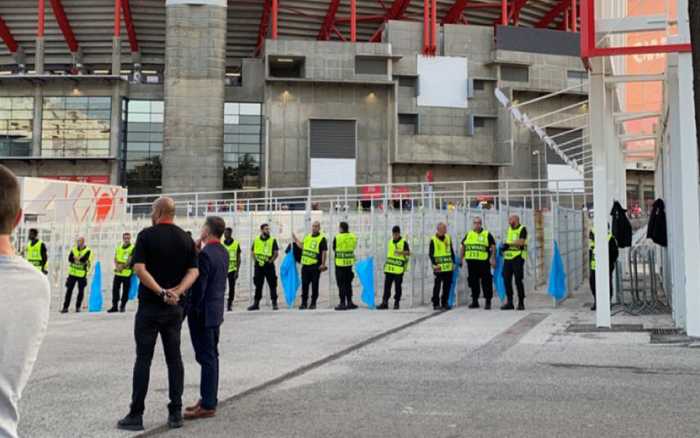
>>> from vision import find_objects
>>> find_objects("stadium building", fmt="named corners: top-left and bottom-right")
top-left (0, 0), bottom-right (591, 195)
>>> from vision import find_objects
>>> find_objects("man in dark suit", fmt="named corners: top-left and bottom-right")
top-left (184, 216), bottom-right (229, 420)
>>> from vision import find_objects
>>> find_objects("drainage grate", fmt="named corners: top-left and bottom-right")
top-left (566, 323), bottom-right (646, 333)
top-left (649, 328), bottom-right (684, 336)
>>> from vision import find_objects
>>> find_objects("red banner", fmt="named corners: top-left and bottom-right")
top-left (45, 175), bottom-right (110, 184)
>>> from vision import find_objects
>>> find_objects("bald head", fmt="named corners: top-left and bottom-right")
top-left (152, 197), bottom-right (176, 225)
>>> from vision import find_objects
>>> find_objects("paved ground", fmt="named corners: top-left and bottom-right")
top-left (19, 289), bottom-right (700, 438)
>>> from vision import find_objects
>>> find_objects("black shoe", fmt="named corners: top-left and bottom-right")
top-left (334, 303), bottom-right (348, 311)
top-left (377, 302), bottom-right (389, 310)
top-left (227, 304), bottom-right (233, 312)
top-left (168, 411), bottom-right (183, 429)
top-left (590, 303), bottom-right (597, 311)
top-left (117, 413), bottom-right (144, 431)
top-left (120, 306), bottom-right (126, 313)
top-left (272, 303), bottom-right (279, 311)
top-left (484, 300), bottom-right (491, 310)
top-left (393, 302), bottom-right (400, 310)
top-left (299, 302), bottom-right (308, 310)
top-left (60, 308), bottom-right (68, 314)
top-left (247, 303), bottom-right (260, 311)
top-left (433, 304), bottom-right (441, 311)
top-left (75, 308), bottom-right (81, 313)
top-left (517, 302), bottom-right (525, 311)
top-left (309, 303), bottom-right (317, 310)
top-left (501, 302), bottom-right (515, 310)
top-left (468, 301), bottom-right (479, 309)
top-left (442, 305), bottom-right (452, 311)
top-left (346, 302), bottom-right (358, 310)
top-left (107, 307), bottom-right (118, 313)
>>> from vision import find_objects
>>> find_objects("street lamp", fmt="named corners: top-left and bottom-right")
top-left (533, 150), bottom-right (542, 210)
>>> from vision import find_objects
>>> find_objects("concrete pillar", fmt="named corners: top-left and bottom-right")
top-left (112, 37), bottom-right (121, 76)
top-left (35, 37), bottom-right (45, 74)
top-left (32, 37), bottom-right (45, 158)
top-left (162, 0), bottom-right (227, 193)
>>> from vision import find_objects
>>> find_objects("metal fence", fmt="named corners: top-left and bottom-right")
top-left (15, 179), bottom-right (591, 311)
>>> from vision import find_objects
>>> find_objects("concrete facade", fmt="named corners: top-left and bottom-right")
top-left (161, 2), bottom-right (228, 193)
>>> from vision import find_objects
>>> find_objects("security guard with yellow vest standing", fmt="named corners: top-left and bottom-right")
top-left (249, 223), bottom-right (279, 311)
top-left (293, 221), bottom-right (328, 310)
top-left (332, 221), bottom-right (358, 311)
top-left (460, 217), bottom-right (496, 309)
top-left (61, 237), bottom-right (92, 313)
top-left (429, 223), bottom-right (455, 311)
top-left (378, 225), bottom-right (411, 310)
top-left (25, 228), bottom-right (48, 275)
top-left (501, 214), bottom-right (528, 310)
top-left (589, 229), bottom-right (619, 311)
top-left (109, 232), bottom-right (134, 313)
top-left (223, 227), bottom-right (242, 311)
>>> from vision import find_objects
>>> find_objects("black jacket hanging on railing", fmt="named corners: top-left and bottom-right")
top-left (610, 201), bottom-right (632, 248)
top-left (646, 198), bottom-right (668, 247)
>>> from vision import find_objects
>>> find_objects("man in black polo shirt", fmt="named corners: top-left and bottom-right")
top-left (117, 197), bottom-right (199, 432)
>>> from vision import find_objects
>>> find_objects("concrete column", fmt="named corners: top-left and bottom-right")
top-left (112, 37), bottom-right (121, 76)
top-left (589, 57), bottom-right (611, 328)
top-left (110, 83), bottom-right (122, 185)
top-left (32, 37), bottom-right (45, 157)
top-left (162, 0), bottom-right (227, 193)
top-left (35, 37), bottom-right (45, 74)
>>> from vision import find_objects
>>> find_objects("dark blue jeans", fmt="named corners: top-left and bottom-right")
top-left (187, 316), bottom-right (220, 410)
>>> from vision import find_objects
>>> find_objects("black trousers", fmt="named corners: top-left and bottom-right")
top-left (503, 257), bottom-right (525, 303)
top-left (130, 304), bottom-right (184, 416)
top-left (432, 271), bottom-right (453, 308)
top-left (467, 260), bottom-right (493, 301)
top-left (112, 275), bottom-right (131, 309)
top-left (590, 267), bottom-right (615, 301)
top-left (253, 264), bottom-right (278, 304)
top-left (63, 275), bottom-right (87, 310)
top-left (301, 265), bottom-right (321, 305)
top-left (335, 266), bottom-right (354, 304)
top-left (187, 317), bottom-right (220, 410)
top-left (383, 273), bottom-right (404, 304)
top-left (227, 271), bottom-right (238, 306)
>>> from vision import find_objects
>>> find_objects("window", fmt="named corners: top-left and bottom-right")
top-left (224, 102), bottom-right (263, 189)
top-left (567, 70), bottom-right (587, 81)
top-left (398, 114), bottom-right (418, 135)
top-left (501, 65), bottom-right (529, 82)
top-left (123, 100), bottom-right (164, 194)
top-left (355, 57), bottom-right (388, 75)
top-left (473, 80), bottom-right (486, 91)
top-left (42, 96), bottom-right (111, 158)
top-left (269, 56), bottom-right (305, 78)
top-left (0, 97), bottom-right (33, 157)
top-left (398, 76), bottom-right (417, 87)
top-left (474, 117), bottom-right (486, 128)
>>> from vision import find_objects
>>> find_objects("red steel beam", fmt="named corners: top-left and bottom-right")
top-left (423, 0), bottom-right (430, 53)
top-left (271, 0), bottom-right (278, 39)
top-left (318, 0), bottom-right (342, 40)
top-left (0, 15), bottom-right (19, 53)
top-left (500, 0), bottom-right (507, 26)
top-left (255, 0), bottom-right (272, 56)
top-left (38, 0), bottom-right (46, 38)
top-left (114, 0), bottom-right (121, 37)
top-left (336, 15), bottom-right (385, 24)
top-left (430, 0), bottom-right (437, 54)
top-left (509, 0), bottom-right (529, 25)
top-left (370, 0), bottom-right (412, 42)
top-left (570, 0), bottom-right (577, 32)
top-left (121, 0), bottom-right (139, 52)
top-left (535, 0), bottom-right (570, 28)
top-left (442, 0), bottom-right (468, 25)
top-left (49, 0), bottom-right (79, 53)
top-left (350, 0), bottom-right (357, 42)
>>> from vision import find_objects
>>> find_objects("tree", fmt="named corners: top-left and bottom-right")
top-left (223, 153), bottom-right (260, 190)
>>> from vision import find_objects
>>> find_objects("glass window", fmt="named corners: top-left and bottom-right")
top-left (124, 99), bottom-right (165, 194)
top-left (501, 65), bottom-right (529, 82)
top-left (0, 97), bottom-right (34, 157)
top-left (223, 102), bottom-right (263, 189)
top-left (41, 96), bottom-right (112, 158)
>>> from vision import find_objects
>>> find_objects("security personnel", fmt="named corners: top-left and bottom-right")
top-left (460, 217), bottom-right (496, 309)
top-left (222, 227), bottom-right (242, 311)
top-left (589, 229), bottom-right (619, 311)
top-left (333, 221), bottom-right (357, 311)
top-left (293, 221), bottom-right (328, 310)
top-left (501, 214), bottom-right (528, 310)
top-left (249, 223), bottom-right (279, 311)
top-left (429, 222), bottom-right (455, 311)
top-left (61, 237), bottom-right (92, 313)
top-left (25, 228), bottom-right (48, 275)
top-left (108, 232), bottom-right (134, 313)
top-left (378, 225), bottom-right (410, 310)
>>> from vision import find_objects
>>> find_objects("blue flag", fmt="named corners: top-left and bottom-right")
top-left (548, 240), bottom-right (567, 301)
top-left (493, 247), bottom-right (506, 302)
top-left (280, 251), bottom-right (300, 309)
top-left (356, 257), bottom-right (375, 309)
top-left (129, 274), bottom-right (139, 301)
top-left (88, 261), bottom-right (103, 312)
top-left (448, 256), bottom-right (460, 307)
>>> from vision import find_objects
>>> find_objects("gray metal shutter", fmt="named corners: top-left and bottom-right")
top-left (309, 120), bottom-right (356, 159)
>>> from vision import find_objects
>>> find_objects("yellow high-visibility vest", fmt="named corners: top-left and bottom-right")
top-left (463, 230), bottom-right (490, 261)
top-left (334, 232), bottom-right (357, 267)
top-left (223, 239), bottom-right (240, 273)
top-left (68, 246), bottom-right (91, 278)
top-left (253, 236), bottom-right (276, 267)
top-left (384, 238), bottom-right (407, 275)
top-left (431, 234), bottom-right (454, 272)
top-left (504, 225), bottom-right (527, 260)
top-left (26, 240), bottom-right (46, 272)
top-left (301, 234), bottom-right (325, 266)
top-left (590, 232), bottom-right (614, 270)
top-left (114, 244), bottom-right (134, 277)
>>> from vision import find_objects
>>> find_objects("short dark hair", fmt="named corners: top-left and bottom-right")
top-left (339, 221), bottom-right (349, 232)
top-left (123, 232), bottom-right (131, 237)
top-left (29, 228), bottom-right (38, 234)
top-left (392, 225), bottom-right (401, 234)
top-left (205, 216), bottom-right (226, 239)
top-left (0, 165), bottom-right (20, 235)
top-left (225, 227), bottom-right (232, 233)
top-left (260, 223), bottom-right (269, 230)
